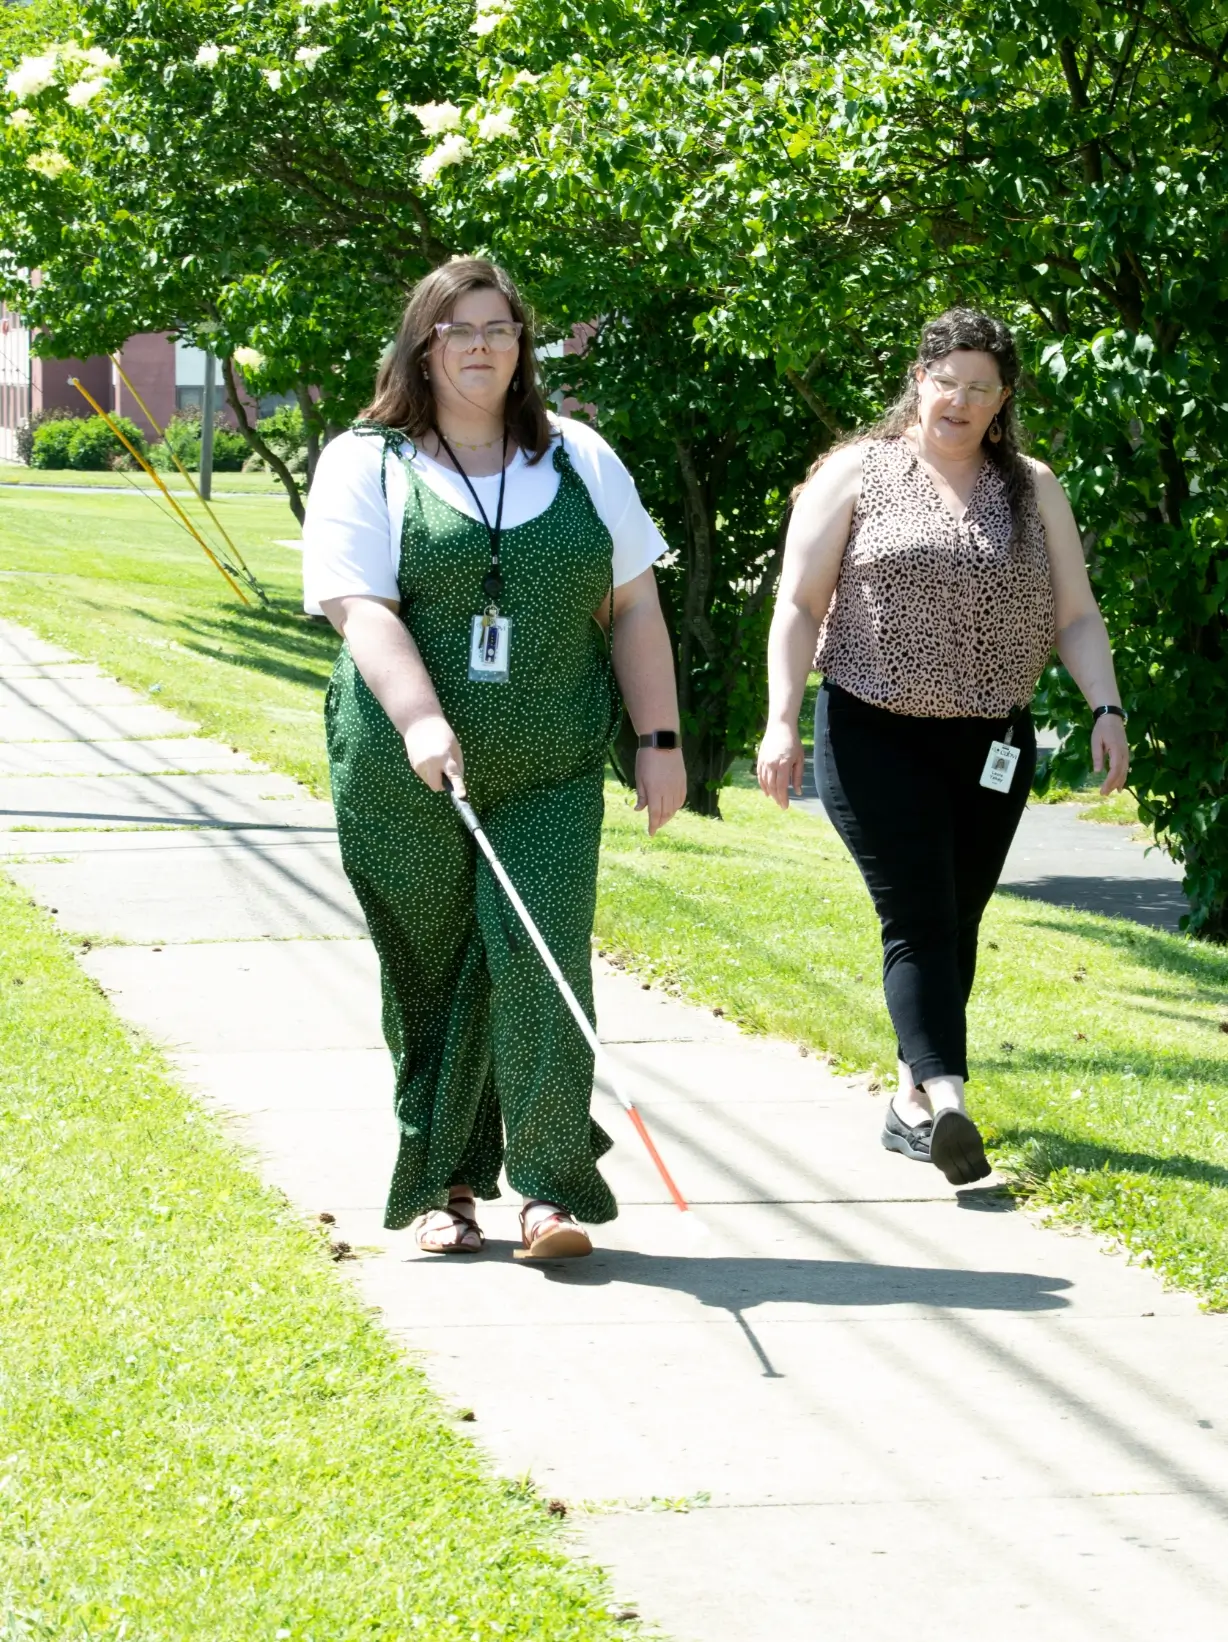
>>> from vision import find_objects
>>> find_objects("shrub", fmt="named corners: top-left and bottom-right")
top-left (18, 406), bottom-right (77, 466)
top-left (30, 417), bottom-right (81, 469)
top-left (60, 414), bottom-right (147, 470)
top-left (149, 411), bottom-right (249, 473)
top-left (243, 403), bottom-right (307, 476)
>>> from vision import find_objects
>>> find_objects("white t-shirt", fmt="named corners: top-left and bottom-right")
top-left (302, 412), bottom-right (668, 611)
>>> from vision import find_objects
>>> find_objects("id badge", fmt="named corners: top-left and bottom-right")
top-left (468, 614), bottom-right (511, 683)
top-left (980, 739), bottom-right (1021, 793)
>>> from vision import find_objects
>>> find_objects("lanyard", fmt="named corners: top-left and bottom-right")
top-left (434, 427), bottom-right (508, 612)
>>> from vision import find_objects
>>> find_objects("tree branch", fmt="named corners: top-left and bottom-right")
top-left (1059, 37), bottom-right (1105, 185)
top-left (786, 366), bottom-right (843, 439)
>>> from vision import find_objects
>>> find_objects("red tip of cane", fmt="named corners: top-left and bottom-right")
top-left (626, 1104), bottom-right (690, 1215)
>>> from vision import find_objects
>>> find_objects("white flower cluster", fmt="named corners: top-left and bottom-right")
top-left (6, 43), bottom-right (119, 106)
top-left (66, 77), bottom-right (107, 107)
top-left (409, 100), bottom-right (462, 136)
top-left (195, 43), bottom-right (222, 68)
top-left (263, 68), bottom-right (283, 91)
top-left (294, 45), bottom-right (329, 68)
top-left (7, 108), bottom-right (34, 130)
top-left (476, 106), bottom-right (517, 141)
top-left (419, 132), bottom-right (471, 185)
top-left (472, 0), bottom-right (514, 38)
top-left (233, 347), bottom-right (265, 371)
top-left (27, 148), bottom-right (70, 178)
top-left (6, 54), bottom-right (59, 101)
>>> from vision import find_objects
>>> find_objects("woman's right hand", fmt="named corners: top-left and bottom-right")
top-left (404, 713), bottom-right (466, 796)
top-left (756, 719), bottom-right (805, 810)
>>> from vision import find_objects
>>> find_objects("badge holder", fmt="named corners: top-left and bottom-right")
top-left (469, 608), bottom-right (512, 683)
top-left (979, 723), bottom-right (1021, 793)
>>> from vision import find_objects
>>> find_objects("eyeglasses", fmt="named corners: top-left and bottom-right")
top-left (924, 368), bottom-right (1004, 407)
top-left (433, 320), bottom-right (523, 353)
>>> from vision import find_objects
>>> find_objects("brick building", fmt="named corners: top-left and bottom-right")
top-left (0, 305), bottom-right (276, 461)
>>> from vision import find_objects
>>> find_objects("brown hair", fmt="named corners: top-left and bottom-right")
top-left (361, 257), bottom-right (553, 464)
top-left (793, 308), bottom-right (1033, 542)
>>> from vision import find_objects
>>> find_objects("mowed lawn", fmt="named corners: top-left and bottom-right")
top-left (0, 481), bottom-right (337, 793)
top-left (0, 873), bottom-right (645, 1641)
top-left (2, 484), bottom-right (1227, 1318)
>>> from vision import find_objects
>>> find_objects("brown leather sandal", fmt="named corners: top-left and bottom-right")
top-left (514, 1200), bottom-right (592, 1261)
top-left (414, 1191), bottom-right (485, 1255)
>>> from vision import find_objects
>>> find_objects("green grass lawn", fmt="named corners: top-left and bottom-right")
top-left (597, 785), bottom-right (1228, 1307)
top-left (0, 464), bottom-right (289, 496)
top-left (2, 485), bottom-right (1226, 1318)
top-left (0, 484), bottom-right (332, 794)
top-left (0, 874), bottom-right (644, 1641)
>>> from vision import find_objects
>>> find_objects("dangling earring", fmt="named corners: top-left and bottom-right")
top-left (988, 414), bottom-right (1003, 445)
top-left (511, 371), bottom-right (521, 392)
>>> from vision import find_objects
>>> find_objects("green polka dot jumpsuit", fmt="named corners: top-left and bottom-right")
top-left (325, 428), bottom-right (621, 1231)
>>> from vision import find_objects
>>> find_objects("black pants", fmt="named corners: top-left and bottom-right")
top-left (815, 682), bottom-right (1036, 1085)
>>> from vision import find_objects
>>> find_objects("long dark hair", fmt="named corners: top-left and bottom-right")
top-left (796, 308), bottom-right (1033, 540)
top-left (362, 257), bottom-right (553, 464)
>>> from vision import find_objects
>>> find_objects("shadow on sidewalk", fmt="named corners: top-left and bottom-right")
top-left (998, 878), bottom-right (1187, 932)
top-left (511, 1249), bottom-right (1072, 1378)
top-left (526, 1248), bottom-right (1072, 1314)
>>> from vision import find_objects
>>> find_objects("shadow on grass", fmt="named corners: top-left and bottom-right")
top-left (982, 1048), bottom-right (1228, 1088)
top-left (989, 1126), bottom-right (1228, 1192)
top-left (128, 602), bottom-right (341, 695)
top-left (1001, 898), bottom-right (1227, 984)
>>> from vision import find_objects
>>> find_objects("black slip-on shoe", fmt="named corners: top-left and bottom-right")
top-left (881, 1101), bottom-right (933, 1164)
top-left (929, 1108), bottom-right (992, 1185)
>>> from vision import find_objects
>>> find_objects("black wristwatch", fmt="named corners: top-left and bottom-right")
top-left (638, 730), bottom-right (679, 749)
top-left (1092, 704), bottom-right (1128, 725)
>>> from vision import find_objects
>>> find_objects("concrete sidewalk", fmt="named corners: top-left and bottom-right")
top-left (2, 614), bottom-right (1226, 1641)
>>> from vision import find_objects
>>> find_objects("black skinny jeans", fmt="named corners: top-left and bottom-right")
top-left (815, 681), bottom-right (1036, 1085)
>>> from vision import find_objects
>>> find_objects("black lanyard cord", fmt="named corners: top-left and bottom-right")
top-left (434, 427), bottom-right (508, 608)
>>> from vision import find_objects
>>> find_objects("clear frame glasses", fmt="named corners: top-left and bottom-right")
top-left (924, 368), bottom-right (1004, 408)
top-left (434, 320), bottom-right (523, 353)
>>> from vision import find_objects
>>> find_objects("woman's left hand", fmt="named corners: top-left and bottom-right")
top-left (636, 747), bottom-right (687, 837)
top-left (1092, 714), bottom-right (1130, 795)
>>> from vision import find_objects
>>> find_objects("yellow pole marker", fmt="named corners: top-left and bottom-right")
top-left (69, 377), bottom-right (251, 605)
top-left (107, 352), bottom-right (265, 598)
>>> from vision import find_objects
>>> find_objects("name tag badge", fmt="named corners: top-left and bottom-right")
top-left (468, 614), bottom-right (511, 683)
top-left (980, 739), bottom-right (1021, 793)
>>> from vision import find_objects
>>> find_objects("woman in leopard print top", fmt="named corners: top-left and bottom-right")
top-left (758, 309), bottom-right (1129, 1187)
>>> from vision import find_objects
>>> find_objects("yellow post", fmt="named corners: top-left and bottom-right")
top-left (108, 352), bottom-right (264, 598)
top-left (69, 378), bottom-right (251, 605)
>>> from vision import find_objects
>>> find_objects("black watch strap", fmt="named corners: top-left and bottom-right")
top-left (1092, 704), bottom-right (1128, 725)
top-left (638, 730), bottom-right (679, 749)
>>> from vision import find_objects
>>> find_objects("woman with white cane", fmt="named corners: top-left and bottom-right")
top-left (303, 259), bottom-right (686, 1258)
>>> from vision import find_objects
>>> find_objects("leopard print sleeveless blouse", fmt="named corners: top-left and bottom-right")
top-left (816, 437), bottom-right (1055, 718)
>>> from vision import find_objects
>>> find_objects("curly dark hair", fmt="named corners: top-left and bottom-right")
top-left (796, 308), bottom-right (1033, 543)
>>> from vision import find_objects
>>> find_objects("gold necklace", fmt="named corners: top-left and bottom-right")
top-left (436, 428), bottom-right (505, 452)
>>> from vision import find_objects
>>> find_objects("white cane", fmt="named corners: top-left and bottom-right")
top-left (444, 777), bottom-right (697, 1220)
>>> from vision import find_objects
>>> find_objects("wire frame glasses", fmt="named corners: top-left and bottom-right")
top-left (433, 320), bottom-right (524, 353)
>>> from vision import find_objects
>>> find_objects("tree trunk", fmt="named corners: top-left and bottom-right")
top-left (674, 437), bottom-right (728, 815)
top-left (221, 357), bottom-right (305, 524)
top-left (296, 384), bottom-right (323, 489)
